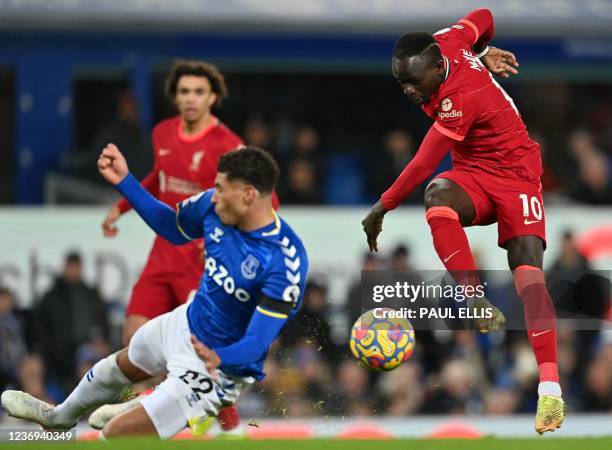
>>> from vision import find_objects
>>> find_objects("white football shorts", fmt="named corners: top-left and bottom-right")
top-left (128, 303), bottom-right (254, 438)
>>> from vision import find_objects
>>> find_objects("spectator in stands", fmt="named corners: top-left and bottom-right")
top-left (16, 354), bottom-right (63, 404)
top-left (422, 358), bottom-right (482, 414)
top-left (511, 340), bottom-right (540, 412)
top-left (530, 131), bottom-right (558, 194)
top-left (74, 340), bottom-right (111, 381)
top-left (278, 125), bottom-right (325, 204)
top-left (377, 362), bottom-right (424, 415)
top-left (389, 243), bottom-right (422, 287)
top-left (281, 158), bottom-right (321, 204)
top-left (580, 348), bottom-right (612, 411)
top-left (450, 331), bottom-right (489, 390)
top-left (390, 244), bottom-right (411, 272)
top-left (483, 388), bottom-right (520, 415)
top-left (292, 346), bottom-right (331, 413)
top-left (293, 125), bottom-right (323, 175)
top-left (346, 252), bottom-right (384, 326)
top-left (328, 360), bottom-right (380, 416)
top-left (244, 116), bottom-right (272, 150)
top-left (566, 129), bottom-right (612, 203)
top-left (0, 287), bottom-right (27, 392)
top-left (550, 230), bottom-right (591, 271)
top-left (88, 91), bottom-right (152, 181)
top-left (280, 280), bottom-right (335, 361)
top-left (367, 129), bottom-right (420, 203)
top-left (33, 251), bottom-right (109, 393)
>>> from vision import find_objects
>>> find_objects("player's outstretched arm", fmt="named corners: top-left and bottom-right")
top-left (192, 296), bottom-right (292, 379)
top-left (362, 127), bottom-right (454, 251)
top-left (97, 143), bottom-right (189, 245)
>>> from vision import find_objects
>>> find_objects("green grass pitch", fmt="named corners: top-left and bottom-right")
top-left (1, 438), bottom-right (612, 450)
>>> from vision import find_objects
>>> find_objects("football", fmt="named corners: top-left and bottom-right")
top-left (349, 308), bottom-right (415, 371)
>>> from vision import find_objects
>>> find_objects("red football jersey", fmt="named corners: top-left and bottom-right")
top-left (423, 16), bottom-right (542, 182)
top-left (117, 115), bottom-right (243, 213)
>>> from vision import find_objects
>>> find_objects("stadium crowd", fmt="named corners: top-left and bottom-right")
top-left (60, 79), bottom-right (612, 207)
top-left (1, 234), bottom-right (610, 419)
top-left (1, 69), bottom-right (611, 424)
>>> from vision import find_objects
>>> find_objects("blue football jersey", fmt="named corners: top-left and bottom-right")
top-left (176, 189), bottom-right (309, 380)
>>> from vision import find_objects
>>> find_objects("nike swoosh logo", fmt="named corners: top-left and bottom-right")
top-left (159, 149), bottom-right (171, 156)
top-left (524, 219), bottom-right (541, 225)
top-left (443, 250), bottom-right (461, 263)
top-left (531, 330), bottom-right (551, 337)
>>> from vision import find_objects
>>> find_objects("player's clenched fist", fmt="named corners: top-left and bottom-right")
top-left (97, 143), bottom-right (129, 186)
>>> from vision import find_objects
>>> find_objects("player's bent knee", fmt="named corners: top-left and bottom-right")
top-left (424, 181), bottom-right (455, 209)
top-left (115, 348), bottom-right (152, 383)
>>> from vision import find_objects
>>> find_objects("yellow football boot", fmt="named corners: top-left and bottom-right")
top-left (471, 297), bottom-right (506, 333)
top-left (535, 395), bottom-right (566, 435)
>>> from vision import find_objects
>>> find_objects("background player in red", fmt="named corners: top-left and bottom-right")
top-left (99, 60), bottom-right (243, 433)
top-left (361, 9), bottom-right (565, 434)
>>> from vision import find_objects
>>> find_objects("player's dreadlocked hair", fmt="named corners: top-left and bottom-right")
top-left (217, 147), bottom-right (279, 194)
top-left (165, 60), bottom-right (228, 108)
top-left (393, 32), bottom-right (441, 64)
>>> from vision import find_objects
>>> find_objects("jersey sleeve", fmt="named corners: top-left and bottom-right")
top-left (115, 126), bottom-right (161, 214)
top-left (175, 189), bottom-right (215, 240)
top-left (433, 9), bottom-right (494, 53)
top-left (261, 239), bottom-right (309, 309)
top-left (458, 9), bottom-right (494, 50)
top-left (432, 91), bottom-right (477, 142)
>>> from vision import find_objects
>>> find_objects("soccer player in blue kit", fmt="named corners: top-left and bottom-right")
top-left (1, 144), bottom-right (308, 439)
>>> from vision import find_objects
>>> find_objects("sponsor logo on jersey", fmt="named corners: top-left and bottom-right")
top-left (241, 254), bottom-right (260, 280)
top-left (190, 150), bottom-right (205, 171)
top-left (205, 255), bottom-right (251, 302)
top-left (523, 219), bottom-right (541, 225)
top-left (441, 98), bottom-right (453, 111)
top-left (438, 97), bottom-right (463, 120)
top-left (208, 227), bottom-right (224, 244)
top-left (438, 110), bottom-right (463, 120)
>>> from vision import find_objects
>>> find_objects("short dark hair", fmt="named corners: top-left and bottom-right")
top-left (393, 32), bottom-right (441, 64)
top-left (217, 147), bottom-right (279, 194)
top-left (392, 244), bottom-right (410, 259)
top-left (65, 251), bottom-right (82, 264)
top-left (165, 60), bottom-right (228, 108)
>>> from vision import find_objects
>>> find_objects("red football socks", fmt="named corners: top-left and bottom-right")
top-left (426, 206), bottom-right (478, 271)
top-left (217, 404), bottom-right (241, 431)
top-left (514, 265), bottom-right (559, 383)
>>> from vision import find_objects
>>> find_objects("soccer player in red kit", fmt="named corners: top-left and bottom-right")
top-left (362, 9), bottom-right (565, 434)
top-left (98, 60), bottom-right (243, 433)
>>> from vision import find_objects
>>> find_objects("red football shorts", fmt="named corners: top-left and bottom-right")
top-left (434, 167), bottom-right (546, 248)
top-left (126, 237), bottom-right (204, 319)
